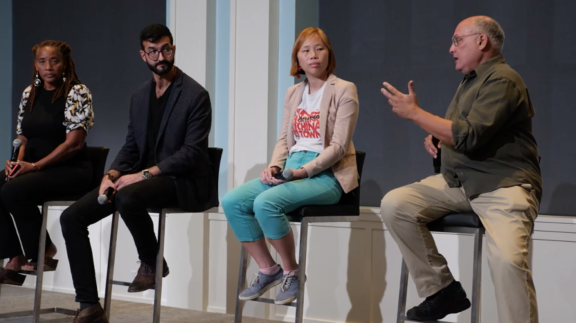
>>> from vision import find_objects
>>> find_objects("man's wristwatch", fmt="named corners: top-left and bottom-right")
top-left (142, 169), bottom-right (152, 180)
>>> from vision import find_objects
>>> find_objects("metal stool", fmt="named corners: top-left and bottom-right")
top-left (396, 138), bottom-right (487, 323)
top-left (234, 151), bottom-right (366, 323)
top-left (103, 147), bottom-right (223, 323)
top-left (396, 213), bottom-right (485, 323)
top-left (0, 146), bottom-right (110, 323)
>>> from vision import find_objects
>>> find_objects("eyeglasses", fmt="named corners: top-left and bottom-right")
top-left (144, 47), bottom-right (174, 60)
top-left (451, 33), bottom-right (480, 47)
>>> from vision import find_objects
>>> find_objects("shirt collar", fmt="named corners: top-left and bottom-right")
top-left (462, 53), bottom-right (506, 82)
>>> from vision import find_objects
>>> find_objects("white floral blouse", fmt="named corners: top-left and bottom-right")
top-left (16, 84), bottom-right (94, 135)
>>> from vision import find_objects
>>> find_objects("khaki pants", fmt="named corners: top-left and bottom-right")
top-left (380, 174), bottom-right (539, 323)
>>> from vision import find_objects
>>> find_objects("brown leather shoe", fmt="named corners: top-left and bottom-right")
top-left (127, 261), bottom-right (170, 293)
top-left (73, 303), bottom-right (108, 323)
top-left (0, 268), bottom-right (26, 286)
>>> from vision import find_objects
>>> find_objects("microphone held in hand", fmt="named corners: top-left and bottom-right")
top-left (282, 168), bottom-right (293, 180)
top-left (273, 168), bottom-right (294, 180)
top-left (97, 187), bottom-right (114, 205)
top-left (10, 139), bottom-right (21, 162)
top-left (432, 137), bottom-right (441, 174)
top-left (7, 139), bottom-right (22, 181)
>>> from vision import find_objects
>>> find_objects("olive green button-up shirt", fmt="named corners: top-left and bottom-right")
top-left (442, 54), bottom-right (542, 201)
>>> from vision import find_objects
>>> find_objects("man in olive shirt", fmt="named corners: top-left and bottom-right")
top-left (380, 16), bottom-right (541, 323)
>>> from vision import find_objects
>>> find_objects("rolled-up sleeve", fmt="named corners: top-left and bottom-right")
top-left (452, 78), bottom-right (520, 153)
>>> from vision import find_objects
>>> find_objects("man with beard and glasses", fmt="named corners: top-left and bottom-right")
top-left (60, 24), bottom-right (216, 323)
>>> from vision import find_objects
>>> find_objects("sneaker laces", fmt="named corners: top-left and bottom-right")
top-left (248, 273), bottom-right (260, 287)
top-left (280, 272), bottom-right (296, 291)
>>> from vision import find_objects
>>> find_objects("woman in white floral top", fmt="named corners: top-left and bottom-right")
top-left (0, 40), bottom-right (94, 286)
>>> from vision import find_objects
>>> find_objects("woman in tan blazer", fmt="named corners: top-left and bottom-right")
top-left (222, 27), bottom-right (359, 305)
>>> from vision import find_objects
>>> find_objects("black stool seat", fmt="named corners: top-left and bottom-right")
top-left (427, 212), bottom-right (483, 232)
top-left (285, 151), bottom-right (365, 223)
top-left (286, 204), bottom-right (359, 222)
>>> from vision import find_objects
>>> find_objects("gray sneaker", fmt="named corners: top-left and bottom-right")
top-left (239, 267), bottom-right (283, 301)
top-left (274, 271), bottom-right (302, 305)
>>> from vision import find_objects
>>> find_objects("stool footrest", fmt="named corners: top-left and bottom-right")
top-left (111, 280), bottom-right (158, 290)
top-left (111, 280), bottom-right (132, 287)
top-left (249, 297), bottom-right (297, 307)
top-left (399, 317), bottom-right (453, 323)
top-left (20, 269), bottom-right (56, 276)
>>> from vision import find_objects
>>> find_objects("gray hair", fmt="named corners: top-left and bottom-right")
top-left (473, 17), bottom-right (505, 51)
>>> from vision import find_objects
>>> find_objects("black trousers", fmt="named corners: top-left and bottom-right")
top-left (0, 162), bottom-right (92, 261)
top-left (60, 176), bottom-right (178, 303)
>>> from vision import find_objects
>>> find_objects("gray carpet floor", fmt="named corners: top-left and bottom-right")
top-left (0, 286), bottom-right (281, 323)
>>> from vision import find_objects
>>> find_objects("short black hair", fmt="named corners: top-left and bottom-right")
top-left (140, 24), bottom-right (173, 49)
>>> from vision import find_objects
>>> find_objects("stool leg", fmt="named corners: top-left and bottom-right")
top-left (396, 259), bottom-right (409, 323)
top-left (295, 219), bottom-right (309, 323)
top-left (153, 209), bottom-right (167, 323)
top-left (234, 245), bottom-right (249, 323)
top-left (104, 211), bottom-right (120, 319)
top-left (0, 259), bottom-right (3, 299)
top-left (32, 203), bottom-right (49, 323)
top-left (471, 228), bottom-right (484, 323)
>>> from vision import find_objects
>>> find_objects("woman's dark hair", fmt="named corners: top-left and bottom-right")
top-left (140, 24), bottom-right (173, 49)
top-left (29, 40), bottom-right (80, 112)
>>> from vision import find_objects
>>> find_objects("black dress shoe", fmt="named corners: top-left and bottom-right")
top-left (406, 280), bottom-right (471, 321)
top-left (73, 303), bottom-right (109, 323)
top-left (0, 267), bottom-right (26, 286)
top-left (127, 261), bottom-right (170, 293)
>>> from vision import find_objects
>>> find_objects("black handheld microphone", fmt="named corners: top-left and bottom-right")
top-left (7, 139), bottom-right (22, 181)
top-left (432, 137), bottom-right (441, 174)
top-left (97, 187), bottom-right (114, 205)
top-left (10, 139), bottom-right (21, 162)
top-left (273, 168), bottom-right (294, 180)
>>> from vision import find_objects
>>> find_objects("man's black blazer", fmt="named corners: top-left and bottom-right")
top-left (110, 67), bottom-right (217, 211)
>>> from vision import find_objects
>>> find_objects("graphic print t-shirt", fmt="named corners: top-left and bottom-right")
top-left (289, 82), bottom-right (326, 154)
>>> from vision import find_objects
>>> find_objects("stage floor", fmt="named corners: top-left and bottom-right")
top-left (0, 285), bottom-right (281, 323)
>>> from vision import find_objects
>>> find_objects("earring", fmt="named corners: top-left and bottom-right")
top-left (62, 72), bottom-right (66, 83)
top-left (34, 72), bottom-right (41, 87)
top-left (296, 66), bottom-right (302, 79)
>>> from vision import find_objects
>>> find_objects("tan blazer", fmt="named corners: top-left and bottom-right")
top-left (269, 74), bottom-right (359, 193)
